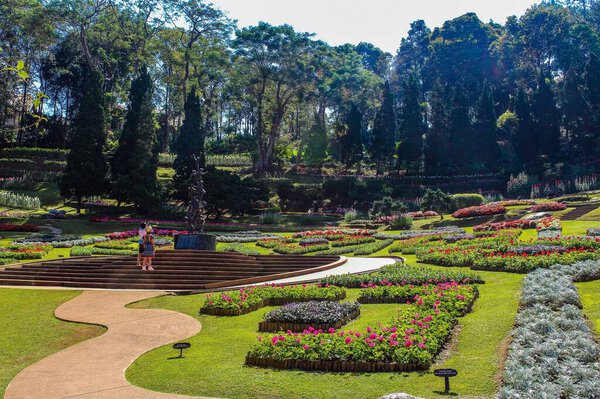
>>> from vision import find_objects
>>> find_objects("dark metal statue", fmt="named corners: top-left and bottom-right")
top-left (185, 154), bottom-right (207, 233)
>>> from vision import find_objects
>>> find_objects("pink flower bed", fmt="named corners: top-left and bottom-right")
top-left (473, 219), bottom-right (537, 232)
top-left (529, 202), bottom-right (567, 212)
top-left (451, 204), bottom-right (506, 219)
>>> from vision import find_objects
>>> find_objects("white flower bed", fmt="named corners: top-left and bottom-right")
top-left (216, 230), bottom-right (282, 243)
top-left (12, 236), bottom-right (109, 248)
top-left (373, 226), bottom-right (465, 240)
top-left (499, 267), bottom-right (600, 399)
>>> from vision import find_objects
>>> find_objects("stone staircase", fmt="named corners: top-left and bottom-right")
top-left (0, 250), bottom-right (343, 291)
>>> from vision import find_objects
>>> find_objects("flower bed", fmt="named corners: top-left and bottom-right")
top-left (535, 216), bottom-right (562, 232)
top-left (16, 234), bottom-right (109, 248)
top-left (298, 237), bottom-right (329, 246)
top-left (293, 229), bottom-right (375, 238)
top-left (550, 260), bottom-right (600, 282)
top-left (491, 199), bottom-right (536, 207)
top-left (586, 228), bottom-right (600, 237)
top-left (320, 262), bottom-right (483, 288)
top-left (0, 223), bottom-right (39, 232)
top-left (330, 235), bottom-right (376, 247)
top-left (70, 246), bottom-right (136, 256)
top-left (373, 226), bottom-right (464, 240)
top-left (473, 219), bottom-right (536, 232)
top-left (402, 211), bottom-right (438, 219)
top-left (443, 234), bottom-right (475, 243)
top-left (246, 282), bottom-right (479, 372)
top-left (259, 301), bottom-right (360, 332)
top-left (528, 201), bottom-right (567, 212)
top-left (217, 231), bottom-right (282, 243)
top-left (0, 210), bottom-right (30, 218)
top-left (451, 204), bottom-right (506, 219)
top-left (499, 268), bottom-right (599, 398)
top-left (200, 284), bottom-right (346, 316)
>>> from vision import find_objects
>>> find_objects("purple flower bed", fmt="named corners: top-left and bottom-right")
top-left (264, 301), bottom-right (360, 325)
top-left (443, 234), bottom-right (476, 243)
top-left (509, 245), bottom-right (567, 255)
top-left (299, 237), bottom-right (329, 246)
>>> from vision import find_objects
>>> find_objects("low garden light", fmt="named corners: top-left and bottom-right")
top-left (172, 342), bottom-right (191, 358)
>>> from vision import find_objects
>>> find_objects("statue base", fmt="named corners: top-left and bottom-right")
top-left (174, 233), bottom-right (217, 251)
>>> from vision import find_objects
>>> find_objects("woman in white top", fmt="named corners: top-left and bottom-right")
top-left (137, 223), bottom-right (146, 268)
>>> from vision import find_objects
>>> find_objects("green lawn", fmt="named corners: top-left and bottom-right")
top-left (579, 206), bottom-right (600, 221)
top-left (0, 289), bottom-right (104, 398)
top-left (576, 279), bottom-right (600, 337)
top-left (126, 266), bottom-right (523, 399)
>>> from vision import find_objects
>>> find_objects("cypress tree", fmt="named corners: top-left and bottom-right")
top-left (562, 71), bottom-right (590, 159)
top-left (173, 87), bottom-right (204, 200)
top-left (370, 81), bottom-right (397, 175)
top-left (532, 75), bottom-right (561, 161)
top-left (340, 104), bottom-right (363, 167)
top-left (474, 81), bottom-right (499, 169)
top-left (424, 84), bottom-right (447, 174)
top-left (111, 66), bottom-right (160, 213)
top-left (514, 87), bottom-right (537, 172)
top-left (447, 85), bottom-right (474, 173)
top-left (59, 67), bottom-right (109, 213)
top-left (584, 53), bottom-right (600, 158)
top-left (397, 76), bottom-right (425, 172)
top-left (303, 114), bottom-right (327, 166)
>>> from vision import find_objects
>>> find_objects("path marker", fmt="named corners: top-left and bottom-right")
top-left (433, 368), bottom-right (458, 393)
top-left (172, 342), bottom-right (191, 358)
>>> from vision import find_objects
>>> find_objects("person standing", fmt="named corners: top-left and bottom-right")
top-left (137, 223), bottom-right (146, 268)
top-left (142, 225), bottom-right (155, 271)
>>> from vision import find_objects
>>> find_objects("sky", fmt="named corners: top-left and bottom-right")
top-left (210, 0), bottom-right (541, 53)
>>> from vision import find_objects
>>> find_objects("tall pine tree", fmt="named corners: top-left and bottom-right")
top-left (584, 53), bottom-right (600, 158)
top-left (397, 76), bottom-right (425, 173)
top-left (447, 85), bottom-right (474, 173)
top-left (60, 67), bottom-right (109, 213)
top-left (111, 66), bottom-right (160, 213)
top-left (474, 81), bottom-right (499, 169)
top-left (340, 104), bottom-right (363, 167)
top-left (532, 75), bottom-right (561, 162)
top-left (369, 81), bottom-right (397, 175)
top-left (514, 87), bottom-right (537, 173)
top-left (303, 114), bottom-right (327, 166)
top-left (562, 71), bottom-right (590, 159)
top-left (424, 84), bottom-right (448, 174)
top-left (173, 87), bottom-right (204, 200)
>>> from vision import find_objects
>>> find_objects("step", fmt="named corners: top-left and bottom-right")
top-left (0, 278), bottom-right (208, 290)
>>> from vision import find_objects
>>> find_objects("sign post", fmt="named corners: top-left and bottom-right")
top-left (433, 368), bottom-right (458, 393)
top-left (172, 342), bottom-right (191, 358)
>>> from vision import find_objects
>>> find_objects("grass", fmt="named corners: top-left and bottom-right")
top-left (0, 289), bottom-right (104, 398)
top-left (126, 266), bottom-right (523, 399)
top-left (576, 279), bottom-right (600, 337)
top-left (579, 205), bottom-right (600, 221)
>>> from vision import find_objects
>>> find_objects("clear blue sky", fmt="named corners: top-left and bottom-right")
top-left (211, 0), bottom-right (540, 53)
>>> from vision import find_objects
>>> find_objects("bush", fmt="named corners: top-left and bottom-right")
top-left (258, 212), bottom-right (281, 225)
top-left (0, 191), bottom-right (41, 210)
top-left (0, 147), bottom-right (68, 160)
top-left (344, 210), bottom-right (359, 222)
top-left (390, 215), bottom-right (412, 230)
top-left (506, 172), bottom-right (536, 198)
top-left (450, 193), bottom-right (484, 211)
top-left (369, 196), bottom-right (407, 220)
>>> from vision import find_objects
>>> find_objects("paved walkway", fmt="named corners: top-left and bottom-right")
top-left (5, 291), bottom-right (204, 399)
top-left (253, 256), bottom-right (397, 285)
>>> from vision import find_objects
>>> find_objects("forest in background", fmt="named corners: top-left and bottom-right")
top-left (0, 1), bottom-right (599, 202)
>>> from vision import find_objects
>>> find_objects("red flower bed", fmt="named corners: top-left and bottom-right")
top-left (473, 219), bottom-right (537, 232)
top-left (0, 223), bottom-right (39, 232)
top-left (451, 204), bottom-right (506, 219)
top-left (529, 202), bottom-right (567, 212)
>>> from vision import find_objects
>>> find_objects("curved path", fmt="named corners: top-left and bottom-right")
top-left (5, 291), bottom-right (204, 399)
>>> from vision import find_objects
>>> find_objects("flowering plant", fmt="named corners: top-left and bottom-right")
top-left (473, 219), bottom-right (536, 232)
top-left (535, 217), bottom-right (562, 232)
top-left (451, 204), bottom-right (506, 218)
top-left (528, 201), bottom-right (567, 212)
top-left (0, 223), bottom-right (39, 232)
top-left (264, 301), bottom-right (360, 325)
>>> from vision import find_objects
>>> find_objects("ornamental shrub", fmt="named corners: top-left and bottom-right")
top-left (264, 301), bottom-right (360, 325)
top-left (529, 201), bottom-right (567, 212)
top-left (390, 215), bottom-right (412, 230)
top-left (450, 193), bottom-right (484, 211)
top-left (451, 204), bottom-right (506, 218)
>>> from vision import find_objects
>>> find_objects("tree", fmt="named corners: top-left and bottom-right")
top-left (397, 76), bottom-right (425, 172)
top-left (303, 114), bottom-right (327, 166)
top-left (514, 87), bottom-right (537, 172)
top-left (420, 188), bottom-right (452, 220)
top-left (424, 84), bottom-right (448, 174)
top-left (173, 87), bottom-right (204, 199)
top-left (532, 75), bottom-right (561, 161)
top-left (368, 196), bottom-right (407, 219)
top-left (369, 81), bottom-right (396, 174)
top-left (447, 85), bottom-right (474, 173)
top-left (474, 81), bottom-right (499, 169)
top-left (340, 104), bottom-right (363, 166)
top-left (111, 66), bottom-right (160, 213)
top-left (584, 53), bottom-right (600, 158)
top-left (233, 23), bottom-right (313, 175)
top-left (59, 67), bottom-right (108, 213)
